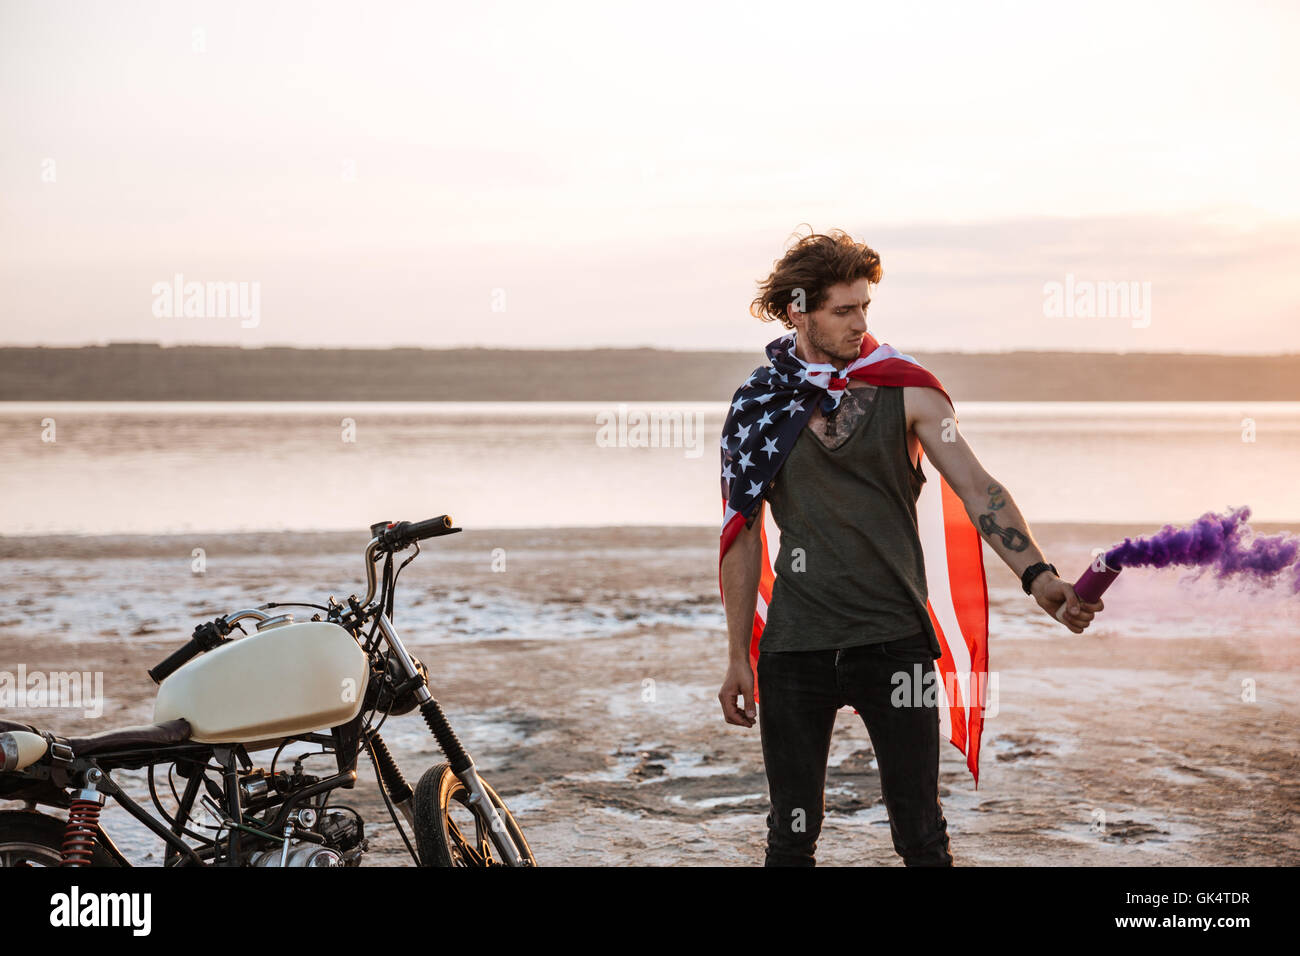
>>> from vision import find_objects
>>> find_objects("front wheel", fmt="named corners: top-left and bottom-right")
top-left (413, 764), bottom-right (535, 867)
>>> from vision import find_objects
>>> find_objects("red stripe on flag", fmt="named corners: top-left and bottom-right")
top-left (927, 602), bottom-right (969, 753)
top-left (848, 356), bottom-right (954, 410)
top-left (750, 516), bottom-right (776, 677)
top-left (940, 477), bottom-right (989, 785)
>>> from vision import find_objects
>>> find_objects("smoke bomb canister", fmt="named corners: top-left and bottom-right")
top-left (1074, 561), bottom-right (1123, 603)
top-left (1054, 559), bottom-right (1122, 622)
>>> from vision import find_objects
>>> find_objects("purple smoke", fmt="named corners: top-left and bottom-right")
top-left (1105, 506), bottom-right (1300, 592)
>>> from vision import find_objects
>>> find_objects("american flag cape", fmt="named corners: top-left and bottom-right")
top-left (718, 330), bottom-right (990, 786)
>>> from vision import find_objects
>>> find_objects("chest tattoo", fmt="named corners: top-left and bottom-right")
top-left (806, 384), bottom-right (877, 450)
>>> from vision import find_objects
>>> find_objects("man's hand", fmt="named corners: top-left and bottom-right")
top-left (1030, 572), bottom-right (1103, 634)
top-left (718, 660), bottom-right (756, 727)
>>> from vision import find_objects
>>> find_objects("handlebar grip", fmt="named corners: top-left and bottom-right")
top-left (404, 515), bottom-right (454, 542)
top-left (371, 515), bottom-right (460, 552)
top-left (148, 639), bottom-right (203, 685)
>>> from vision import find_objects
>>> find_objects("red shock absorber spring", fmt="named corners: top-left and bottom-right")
top-left (60, 795), bottom-right (103, 867)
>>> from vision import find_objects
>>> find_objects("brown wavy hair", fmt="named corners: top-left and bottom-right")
top-left (750, 227), bottom-right (883, 329)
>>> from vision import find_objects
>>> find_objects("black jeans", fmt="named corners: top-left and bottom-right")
top-left (757, 630), bottom-right (953, 866)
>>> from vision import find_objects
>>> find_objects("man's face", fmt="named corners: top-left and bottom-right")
top-left (790, 279), bottom-right (870, 367)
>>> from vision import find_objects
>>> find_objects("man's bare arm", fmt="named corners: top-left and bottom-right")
top-left (904, 387), bottom-right (1102, 634)
top-left (718, 502), bottom-right (763, 726)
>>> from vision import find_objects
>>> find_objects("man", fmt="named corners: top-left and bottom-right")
top-left (717, 229), bottom-right (1103, 866)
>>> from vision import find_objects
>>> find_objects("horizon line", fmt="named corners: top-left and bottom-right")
top-left (3, 340), bottom-right (1299, 359)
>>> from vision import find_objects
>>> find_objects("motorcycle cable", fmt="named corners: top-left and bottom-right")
top-left (155, 761), bottom-right (289, 860)
top-left (358, 603), bottom-right (383, 654)
top-left (149, 761), bottom-right (221, 845)
top-left (382, 550), bottom-right (396, 621)
top-left (269, 740), bottom-right (334, 780)
top-left (360, 676), bottom-right (397, 741)
top-left (364, 734), bottom-right (421, 866)
top-left (260, 601), bottom-right (333, 613)
top-left (140, 763), bottom-right (220, 866)
top-left (381, 541), bottom-right (420, 624)
top-left (391, 543), bottom-right (420, 620)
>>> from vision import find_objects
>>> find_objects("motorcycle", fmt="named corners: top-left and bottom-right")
top-left (0, 516), bottom-right (536, 867)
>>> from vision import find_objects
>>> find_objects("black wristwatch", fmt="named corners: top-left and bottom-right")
top-left (1021, 561), bottom-right (1058, 595)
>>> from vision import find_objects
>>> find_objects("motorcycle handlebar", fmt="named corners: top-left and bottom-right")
top-left (360, 515), bottom-right (460, 607)
top-left (147, 639), bottom-right (204, 684)
top-left (370, 515), bottom-right (457, 551)
top-left (403, 515), bottom-right (455, 542)
top-left (151, 517), bottom-right (458, 679)
top-left (148, 615), bottom-right (245, 684)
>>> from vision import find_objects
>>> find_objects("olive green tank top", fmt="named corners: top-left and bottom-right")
top-left (759, 385), bottom-right (940, 657)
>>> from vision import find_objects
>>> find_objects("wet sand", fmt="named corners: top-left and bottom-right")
top-left (1, 524), bottom-right (1297, 865)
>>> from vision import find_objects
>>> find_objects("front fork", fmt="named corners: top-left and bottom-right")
top-left (374, 613), bottom-right (526, 866)
top-left (367, 733), bottom-right (416, 829)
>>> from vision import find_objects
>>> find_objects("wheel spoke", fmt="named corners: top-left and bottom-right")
top-left (446, 814), bottom-right (486, 867)
top-left (475, 819), bottom-right (494, 866)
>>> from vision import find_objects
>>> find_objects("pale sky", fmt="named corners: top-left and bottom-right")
top-left (2, 0), bottom-right (1297, 353)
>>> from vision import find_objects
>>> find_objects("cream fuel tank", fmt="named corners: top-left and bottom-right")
top-left (153, 619), bottom-right (371, 744)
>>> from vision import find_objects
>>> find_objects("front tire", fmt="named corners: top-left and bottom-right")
top-left (413, 764), bottom-right (535, 867)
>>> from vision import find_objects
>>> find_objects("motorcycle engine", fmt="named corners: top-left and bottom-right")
top-left (250, 843), bottom-right (344, 867)
top-left (248, 808), bottom-right (367, 867)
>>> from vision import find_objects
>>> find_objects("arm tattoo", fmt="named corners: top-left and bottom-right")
top-left (978, 512), bottom-right (1029, 551)
top-left (979, 483), bottom-right (1027, 549)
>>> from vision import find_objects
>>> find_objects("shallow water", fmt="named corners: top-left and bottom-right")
top-left (2, 401), bottom-right (1298, 534)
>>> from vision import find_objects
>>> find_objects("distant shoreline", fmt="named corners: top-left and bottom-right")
top-left (4, 522), bottom-right (1297, 558)
top-left (6, 343), bottom-right (1300, 401)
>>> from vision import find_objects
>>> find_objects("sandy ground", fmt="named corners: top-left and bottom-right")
top-left (0, 524), bottom-right (1297, 866)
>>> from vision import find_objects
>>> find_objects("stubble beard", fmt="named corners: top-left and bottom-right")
top-left (804, 314), bottom-right (861, 367)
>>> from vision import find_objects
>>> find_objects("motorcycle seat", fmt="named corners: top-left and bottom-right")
top-left (0, 717), bottom-right (191, 758)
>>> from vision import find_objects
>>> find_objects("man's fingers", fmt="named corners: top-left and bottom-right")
top-left (718, 689), bottom-right (738, 721)
top-left (719, 687), bottom-right (754, 726)
top-left (1055, 601), bottom-right (1091, 624)
top-left (1052, 587), bottom-right (1102, 632)
top-left (1055, 604), bottom-right (1092, 633)
top-left (1062, 583), bottom-right (1082, 616)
